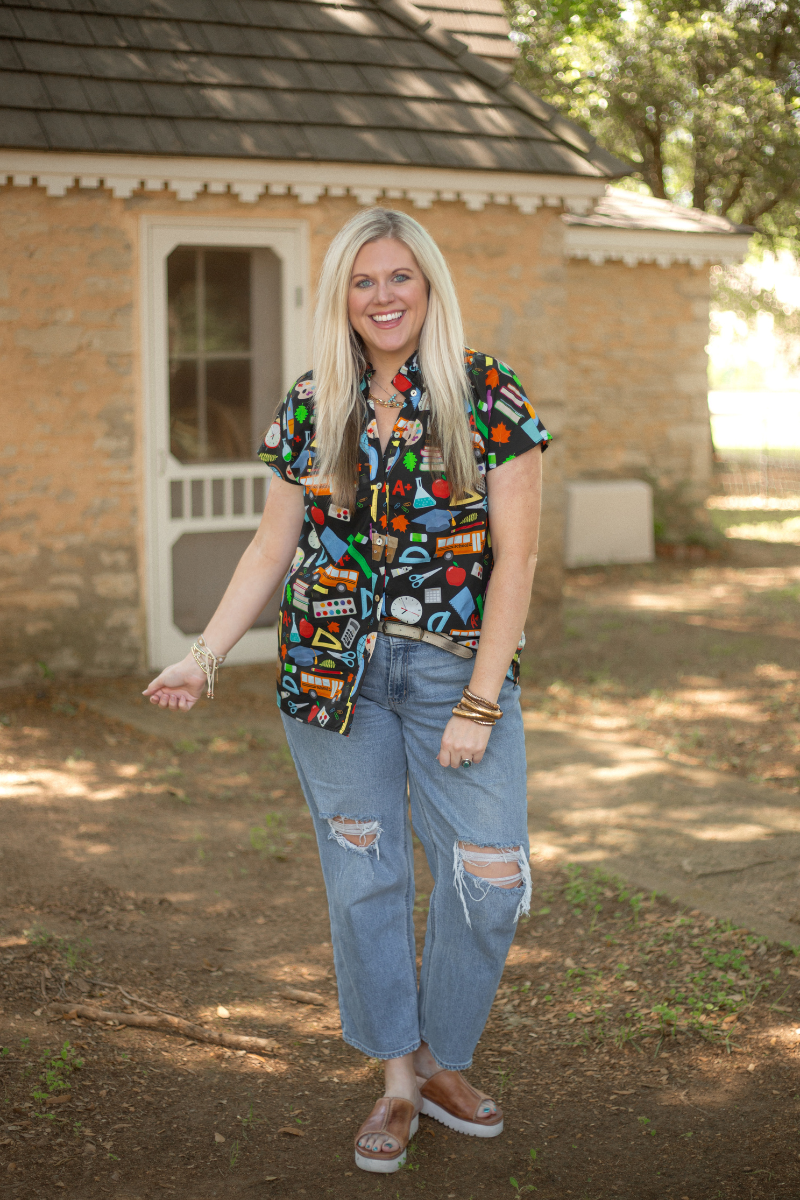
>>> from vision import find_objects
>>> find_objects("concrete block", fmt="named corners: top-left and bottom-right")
top-left (565, 480), bottom-right (654, 567)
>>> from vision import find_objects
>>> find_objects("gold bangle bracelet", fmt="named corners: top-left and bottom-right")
top-left (452, 705), bottom-right (496, 726)
top-left (459, 697), bottom-right (501, 720)
top-left (463, 687), bottom-right (502, 717)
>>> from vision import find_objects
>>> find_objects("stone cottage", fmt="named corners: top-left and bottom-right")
top-left (0, 0), bottom-right (750, 682)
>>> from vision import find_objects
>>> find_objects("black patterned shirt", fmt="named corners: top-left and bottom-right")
top-left (258, 349), bottom-right (549, 735)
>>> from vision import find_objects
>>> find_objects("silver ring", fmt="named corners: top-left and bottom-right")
top-left (461, 758), bottom-right (472, 769)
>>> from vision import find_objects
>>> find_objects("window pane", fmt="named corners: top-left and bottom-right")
top-left (167, 248), bottom-right (197, 355)
top-left (169, 360), bottom-right (200, 462)
top-left (206, 359), bottom-right (251, 462)
top-left (204, 250), bottom-right (250, 353)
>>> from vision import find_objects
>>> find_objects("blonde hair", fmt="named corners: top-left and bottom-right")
top-left (311, 208), bottom-right (479, 508)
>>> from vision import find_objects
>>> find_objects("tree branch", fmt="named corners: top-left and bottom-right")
top-left (48, 1002), bottom-right (280, 1056)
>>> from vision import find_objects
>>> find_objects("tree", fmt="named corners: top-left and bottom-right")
top-left (506, 0), bottom-right (800, 250)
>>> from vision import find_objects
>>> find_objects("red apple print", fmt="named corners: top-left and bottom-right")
top-left (311, 506), bottom-right (324, 524)
top-left (432, 479), bottom-right (450, 498)
top-left (446, 565), bottom-right (466, 586)
top-left (298, 618), bottom-right (314, 638)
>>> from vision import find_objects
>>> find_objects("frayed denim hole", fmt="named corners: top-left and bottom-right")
top-left (452, 843), bottom-right (532, 926)
top-left (327, 817), bottom-right (382, 860)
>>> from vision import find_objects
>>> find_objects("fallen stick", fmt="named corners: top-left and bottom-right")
top-left (48, 1002), bottom-right (279, 1055)
top-left (87, 978), bottom-right (185, 1021)
top-left (277, 987), bottom-right (325, 1006)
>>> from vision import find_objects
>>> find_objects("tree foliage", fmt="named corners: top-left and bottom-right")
top-left (506, 0), bottom-right (800, 251)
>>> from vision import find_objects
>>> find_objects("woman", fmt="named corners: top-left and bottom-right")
top-left (145, 208), bottom-right (548, 1173)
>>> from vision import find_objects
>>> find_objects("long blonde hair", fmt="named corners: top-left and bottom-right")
top-left (311, 208), bottom-right (479, 508)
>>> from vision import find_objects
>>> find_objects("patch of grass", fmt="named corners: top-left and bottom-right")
top-left (31, 1041), bottom-right (84, 1116)
top-left (249, 812), bottom-right (289, 860)
top-left (562, 864), bottom-right (644, 928)
top-left (24, 924), bottom-right (93, 972)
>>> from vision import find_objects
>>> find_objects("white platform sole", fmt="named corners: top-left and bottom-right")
top-left (421, 1098), bottom-right (504, 1138)
top-left (354, 1114), bottom-right (419, 1173)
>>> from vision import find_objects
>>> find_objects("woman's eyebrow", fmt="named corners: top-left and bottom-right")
top-left (350, 266), bottom-right (417, 280)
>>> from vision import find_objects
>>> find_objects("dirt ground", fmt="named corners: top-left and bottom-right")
top-left (2, 533), bottom-right (800, 1200)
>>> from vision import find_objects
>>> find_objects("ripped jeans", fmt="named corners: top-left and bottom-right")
top-left (280, 632), bottom-right (530, 1071)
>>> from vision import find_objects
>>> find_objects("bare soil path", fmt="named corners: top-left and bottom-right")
top-left (1, 537), bottom-right (799, 1200)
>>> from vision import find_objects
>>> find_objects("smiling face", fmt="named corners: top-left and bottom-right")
top-left (347, 237), bottom-right (429, 367)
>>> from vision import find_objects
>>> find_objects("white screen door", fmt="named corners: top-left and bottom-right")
top-left (141, 217), bottom-right (308, 669)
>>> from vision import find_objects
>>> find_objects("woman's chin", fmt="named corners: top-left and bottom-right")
top-left (361, 326), bottom-right (416, 358)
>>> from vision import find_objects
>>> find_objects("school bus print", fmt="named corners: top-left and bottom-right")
top-left (434, 529), bottom-right (486, 557)
top-left (300, 672), bottom-right (344, 702)
top-left (317, 564), bottom-right (359, 592)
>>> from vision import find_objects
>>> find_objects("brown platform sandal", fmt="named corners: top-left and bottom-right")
top-left (420, 1070), bottom-right (504, 1137)
top-left (354, 1096), bottom-right (421, 1173)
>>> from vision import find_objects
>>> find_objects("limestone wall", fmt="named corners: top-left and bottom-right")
top-left (564, 258), bottom-right (713, 513)
top-left (0, 183), bottom-right (565, 680)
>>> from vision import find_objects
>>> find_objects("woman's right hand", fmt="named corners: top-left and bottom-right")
top-left (143, 656), bottom-right (207, 711)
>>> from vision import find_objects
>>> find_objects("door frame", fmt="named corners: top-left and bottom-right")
top-left (139, 213), bottom-right (309, 669)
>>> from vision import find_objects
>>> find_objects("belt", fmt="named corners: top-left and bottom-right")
top-left (378, 620), bottom-right (473, 659)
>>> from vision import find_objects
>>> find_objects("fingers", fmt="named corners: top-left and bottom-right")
top-left (147, 688), bottom-right (197, 711)
top-left (438, 717), bottom-right (491, 768)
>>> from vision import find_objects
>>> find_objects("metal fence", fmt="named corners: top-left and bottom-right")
top-left (713, 449), bottom-right (800, 499)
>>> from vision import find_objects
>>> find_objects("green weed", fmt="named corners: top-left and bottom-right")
top-left (175, 739), bottom-right (201, 753)
top-left (24, 924), bottom-right (92, 972)
top-left (31, 1041), bottom-right (84, 1112)
top-left (249, 812), bottom-right (289, 860)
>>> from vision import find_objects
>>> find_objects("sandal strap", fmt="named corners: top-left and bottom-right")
top-left (355, 1096), bottom-right (418, 1151)
top-left (420, 1069), bottom-right (501, 1124)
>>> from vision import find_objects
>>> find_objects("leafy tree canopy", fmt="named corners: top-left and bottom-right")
top-left (506, 0), bottom-right (800, 251)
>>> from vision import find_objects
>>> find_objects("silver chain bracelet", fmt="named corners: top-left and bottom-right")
top-left (191, 635), bottom-right (226, 700)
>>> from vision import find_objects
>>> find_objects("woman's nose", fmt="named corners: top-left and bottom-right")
top-left (374, 279), bottom-right (394, 305)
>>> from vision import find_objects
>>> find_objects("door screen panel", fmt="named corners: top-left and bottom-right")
top-left (167, 247), bottom-right (280, 463)
top-left (144, 217), bottom-right (305, 669)
top-left (171, 531), bottom-right (280, 634)
top-left (163, 244), bottom-right (284, 654)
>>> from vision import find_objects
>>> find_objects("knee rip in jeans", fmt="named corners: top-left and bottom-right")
top-left (327, 816), bottom-right (382, 859)
top-left (453, 842), bottom-right (532, 926)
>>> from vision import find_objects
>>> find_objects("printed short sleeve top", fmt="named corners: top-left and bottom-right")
top-left (257, 349), bottom-right (549, 735)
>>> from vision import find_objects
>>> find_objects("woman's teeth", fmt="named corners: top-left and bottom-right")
top-left (371, 311), bottom-right (404, 323)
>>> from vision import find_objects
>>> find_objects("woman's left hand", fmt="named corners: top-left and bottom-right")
top-left (437, 716), bottom-right (492, 769)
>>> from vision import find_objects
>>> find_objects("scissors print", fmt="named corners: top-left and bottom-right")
top-left (322, 649), bottom-right (356, 667)
top-left (408, 567), bottom-right (443, 589)
top-left (287, 699), bottom-right (310, 715)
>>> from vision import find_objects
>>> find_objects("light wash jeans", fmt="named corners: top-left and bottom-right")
top-left (281, 633), bottom-right (530, 1071)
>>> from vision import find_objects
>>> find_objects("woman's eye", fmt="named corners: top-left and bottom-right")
top-left (392, 273), bottom-right (410, 283)
top-left (355, 278), bottom-right (373, 288)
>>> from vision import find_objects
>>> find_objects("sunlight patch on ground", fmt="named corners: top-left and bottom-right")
top-left (690, 824), bottom-right (776, 841)
top-left (725, 517), bottom-right (800, 544)
top-left (708, 495), bottom-right (800, 511)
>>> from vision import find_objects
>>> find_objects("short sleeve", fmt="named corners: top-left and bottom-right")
top-left (257, 372), bottom-right (316, 484)
top-left (482, 358), bottom-right (550, 469)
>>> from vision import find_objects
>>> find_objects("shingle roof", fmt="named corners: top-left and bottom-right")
top-left (0, 0), bottom-right (626, 177)
top-left (415, 1), bottom-right (519, 67)
top-left (563, 187), bottom-right (753, 234)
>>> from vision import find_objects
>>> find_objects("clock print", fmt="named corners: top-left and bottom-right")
top-left (264, 421), bottom-right (281, 449)
top-left (390, 595), bottom-right (423, 625)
